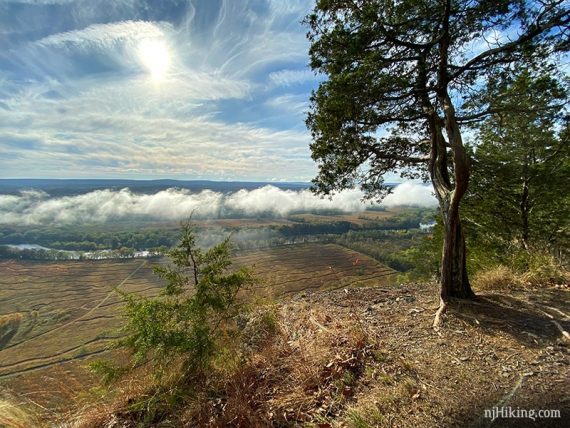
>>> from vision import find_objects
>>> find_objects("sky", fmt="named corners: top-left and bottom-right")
top-left (0, 0), bottom-right (330, 181)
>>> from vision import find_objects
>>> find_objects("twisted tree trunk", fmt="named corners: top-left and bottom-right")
top-left (439, 94), bottom-right (475, 300)
top-left (431, 5), bottom-right (476, 327)
top-left (417, 40), bottom-right (475, 328)
top-left (431, 94), bottom-right (476, 328)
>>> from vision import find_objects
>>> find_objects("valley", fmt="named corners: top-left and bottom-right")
top-left (0, 243), bottom-right (397, 409)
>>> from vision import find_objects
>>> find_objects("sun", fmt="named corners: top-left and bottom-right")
top-left (138, 39), bottom-right (171, 81)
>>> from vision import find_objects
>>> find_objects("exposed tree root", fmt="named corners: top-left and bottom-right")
top-left (536, 308), bottom-right (570, 341)
top-left (550, 320), bottom-right (570, 341)
top-left (433, 298), bottom-right (448, 330)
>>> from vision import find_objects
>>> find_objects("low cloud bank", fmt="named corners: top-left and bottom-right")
top-left (0, 183), bottom-right (437, 225)
top-left (381, 182), bottom-right (438, 208)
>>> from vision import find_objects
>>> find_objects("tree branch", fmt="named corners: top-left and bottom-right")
top-left (449, 9), bottom-right (570, 79)
top-left (371, 145), bottom-right (430, 164)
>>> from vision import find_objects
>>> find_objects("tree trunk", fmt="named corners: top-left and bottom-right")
top-left (437, 93), bottom-right (475, 301)
top-left (430, 92), bottom-right (475, 328)
top-left (417, 43), bottom-right (475, 328)
top-left (432, 178), bottom-right (475, 329)
top-left (428, 117), bottom-right (475, 302)
top-left (440, 204), bottom-right (474, 299)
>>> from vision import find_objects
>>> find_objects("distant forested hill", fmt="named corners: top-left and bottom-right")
top-left (0, 179), bottom-right (312, 196)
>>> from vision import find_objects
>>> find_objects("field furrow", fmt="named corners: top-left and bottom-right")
top-left (0, 243), bottom-right (396, 393)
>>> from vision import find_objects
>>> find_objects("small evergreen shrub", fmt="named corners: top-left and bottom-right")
top-left (120, 220), bottom-right (254, 376)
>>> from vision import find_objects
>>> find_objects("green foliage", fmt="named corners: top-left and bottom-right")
top-left (463, 66), bottom-right (569, 270)
top-left (0, 208), bottom-right (433, 260)
top-left (120, 221), bottom-right (253, 376)
top-left (331, 213), bottom-right (439, 279)
top-left (305, 0), bottom-right (567, 198)
top-left (305, 0), bottom-right (567, 294)
top-left (89, 360), bottom-right (127, 385)
top-left (0, 224), bottom-right (179, 252)
top-left (396, 219), bottom-right (443, 282)
top-left (345, 407), bottom-right (384, 428)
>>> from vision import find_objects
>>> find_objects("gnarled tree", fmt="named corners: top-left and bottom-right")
top-left (305, 0), bottom-right (569, 325)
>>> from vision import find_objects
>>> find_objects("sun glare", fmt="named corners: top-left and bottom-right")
top-left (138, 39), bottom-right (170, 81)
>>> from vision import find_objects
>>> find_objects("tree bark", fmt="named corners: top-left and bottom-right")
top-left (440, 204), bottom-right (474, 299)
top-left (431, 149), bottom-right (475, 329)
top-left (432, 5), bottom-right (476, 305)
top-left (438, 94), bottom-right (475, 301)
top-left (417, 33), bottom-right (475, 328)
top-left (424, 96), bottom-right (475, 303)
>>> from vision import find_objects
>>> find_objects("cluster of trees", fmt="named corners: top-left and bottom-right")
top-left (0, 209), bottom-right (434, 259)
top-left (282, 210), bottom-right (431, 236)
top-left (0, 245), bottom-right (166, 261)
top-left (0, 227), bottom-right (180, 252)
top-left (334, 229), bottom-right (423, 272)
top-left (305, 0), bottom-right (569, 318)
top-left (391, 67), bottom-right (569, 283)
top-left (0, 246), bottom-right (76, 261)
top-left (463, 67), bottom-right (569, 269)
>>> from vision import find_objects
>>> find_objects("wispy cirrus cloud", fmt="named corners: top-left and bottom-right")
top-left (34, 20), bottom-right (170, 49)
top-left (0, 0), bottom-right (322, 181)
top-left (0, 101), bottom-right (313, 180)
top-left (265, 93), bottom-right (309, 116)
top-left (268, 69), bottom-right (317, 87)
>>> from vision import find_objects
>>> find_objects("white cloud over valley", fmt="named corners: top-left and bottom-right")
top-left (0, 183), bottom-right (437, 225)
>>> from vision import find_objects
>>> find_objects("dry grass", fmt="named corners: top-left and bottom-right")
top-left (0, 393), bottom-right (45, 428)
top-left (2, 245), bottom-right (568, 427)
top-left (0, 313), bottom-right (22, 349)
top-left (472, 265), bottom-right (522, 291)
top-left (68, 367), bottom-right (164, 428)
top-left (236, 243), bottom-right (396, 297)
top-left (473, 255), bottom-right (570, 292)
top-left (3, 282), bottom-right (569, 427)
top-left (61, 302), bottom-right (377, 427)
top-left (519, 254), bottom-right (570, 287)
top-left (0, 259), bottom-right (165, 381)
top-left (0, 243), bottom-right (397, 427)
top-left (0, 244), bottom-right (394, 383)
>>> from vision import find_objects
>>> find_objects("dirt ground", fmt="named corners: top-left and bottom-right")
top-left (2, 277), bottom-right (568, 427)
top-left (272, 282), bottom-right (570, 427)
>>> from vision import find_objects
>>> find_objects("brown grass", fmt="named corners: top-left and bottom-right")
top-left (0, 259), bottom-right (165, 380)
top-left (3, 243), bottom-right (568, 427)
top-left (3, 282), bottom-right (569, 427)
top-left (61, 302), bottom-right (377, 427)
top-left (0, 243), bottom-right (397, 426)
top-left (473, 256), bottom-right (570, 292)
top-left (472, 265), bottom-right (522, 291)
top-left (0, 313), bottom-right (23, 348)
top-left (0, 392), bottom-right (45, 428)
top-left (236, 243), bottom-right (396, 297)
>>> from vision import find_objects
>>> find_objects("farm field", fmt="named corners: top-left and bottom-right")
top-left (0, 243), bottom-right (396, 409)
top-left (0, 259), bottom-right (164, 376)
top-left (237, 243), bottom-right (396, 297)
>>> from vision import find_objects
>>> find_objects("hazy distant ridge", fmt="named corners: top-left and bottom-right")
top-left (0, 179), bottom-right (312, 197)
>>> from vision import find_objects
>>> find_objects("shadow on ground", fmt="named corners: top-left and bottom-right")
top-left (450, 293), bottom-right (568, 347)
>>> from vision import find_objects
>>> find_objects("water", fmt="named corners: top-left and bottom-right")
top-left (6, 244), bottom-right (53, 251)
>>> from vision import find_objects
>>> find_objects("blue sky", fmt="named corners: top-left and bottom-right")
top-left (0, 0), bottom-right (323, 181)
